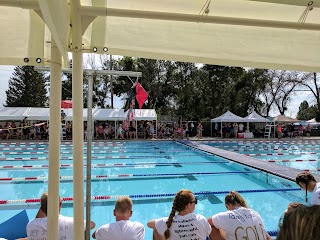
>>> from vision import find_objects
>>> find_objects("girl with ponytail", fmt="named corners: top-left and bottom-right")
top-left (147, 189), bottom-right (211, 240)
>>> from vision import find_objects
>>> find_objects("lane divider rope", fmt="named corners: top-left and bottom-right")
top-left (0, 161), bottom-right (230, 170)
top-left (0, 188), bottom-right (300, 205)
top-left (0, 171), bottom-right (261, 183)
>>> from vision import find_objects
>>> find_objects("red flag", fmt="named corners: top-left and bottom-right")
top-left (135, 82), bottom-right (148, 109)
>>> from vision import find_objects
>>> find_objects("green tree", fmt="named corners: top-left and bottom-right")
top-left (5, 66), bottom-right (48, 107)
top-left (297, 100), bottom-right (317, 120)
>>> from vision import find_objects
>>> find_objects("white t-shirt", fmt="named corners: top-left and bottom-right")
top-left (238, 123), bottom-right (244, 131)
top-left (27, 215), bottom-right (85, 240)
top-left (311, 182), bottom-right (320, 205)
top-left (95, 220), bottom-right (145, 240)
top-left (211, 207), bottom-right (267, 240)
top-left (155, 213), bottom-right (211, 240)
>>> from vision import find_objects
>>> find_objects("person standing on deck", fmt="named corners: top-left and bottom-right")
top-left (295, 172), bottom-right (320, 205)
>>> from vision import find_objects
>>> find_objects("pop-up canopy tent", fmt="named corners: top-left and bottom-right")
top-left (244, 111), bottom-right (269, 122)
top-left (273, 115), bottom-right (300, 123)
top-left (306, 118), bottom-right (320, 125)
top-left (211, 111), bottom-right (246, 137)
top-left (0, 107), bottom-right (30, 121)
top-left (93, 109), bottom-right (128, 121)
top-left (211, 111), bottom-right (246, 123)
top-left (25, 108), bottom-right (50, 121)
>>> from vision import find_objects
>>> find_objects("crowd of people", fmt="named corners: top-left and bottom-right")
top-left (4, 172), bottom-right (318, 240)
top-left (0, 117), bottom-right (49, 140)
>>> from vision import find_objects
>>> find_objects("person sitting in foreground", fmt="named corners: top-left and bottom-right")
top-left (276, 204), bottom-right (320, 240)
top-left (92, 197), bottom-right (145, 240)
top-left (207, 191), bottom-right (272, 240)
top-left (278, 202), bottom-right (302, 228)
top-left (295, 172), bottom-right (320, 205)
top-left (147, 189), bottom-right (211, 240)
top-left (27, 192), bottom-right (95, 240)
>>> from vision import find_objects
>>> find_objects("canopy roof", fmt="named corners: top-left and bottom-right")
top-left (211, 111), bottom-right (245, 122)
top-left (0, 107), bottom-right (157, 121)
top-left (1, 0), bottom-right (320, 71)
top-left (273, 115), bottom-right (300, 123)
top-left (94, 109), bottom-right (157, 121)
top-left (244, 111), bottom-right (269, 122)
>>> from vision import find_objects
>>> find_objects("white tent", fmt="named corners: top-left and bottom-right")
top-left (244, 111), bottom-right (269, 122)
top-left (134, 109), bottom-right (157, 121)
top-left (93, 109), bottom-right (157, 121)
top-left (93, 109), bottom-right (127, 121)
top-left (0, 107), bottom-right (30, 121)
top-left (25, 108), bottom-right (50, 121)
top-left (306, 118), bottom-right (320, 125)
top-left (273, 115), bottom-right (300, 123)
top-left (211, 111), bottom-right (245, 123)
top-left (63, 108), bottom-right (91, 121)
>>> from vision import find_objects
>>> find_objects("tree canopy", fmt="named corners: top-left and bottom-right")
top-left (5, 66), bottom-right (48, 107)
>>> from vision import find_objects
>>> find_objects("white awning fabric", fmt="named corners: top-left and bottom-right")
top-left (93, 109), bottom-right (157, 121)
top-left (1, 0), bottom-right (320, 71)
top-left (93, 109), bottom-right (128, 121)
top-left (0, 107), bottom-right (30, 121)
top-left (244, 111), bottom-right (269, 122)
top-left (0, 107), bottom-right (157, 121)
top-left (211, 111), bottom-right (246, 122)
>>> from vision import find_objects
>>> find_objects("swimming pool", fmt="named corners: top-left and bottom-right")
top-left (204, 139), bottom-right (320, 174)
top-left (0, 141), bottom-right (305, 239)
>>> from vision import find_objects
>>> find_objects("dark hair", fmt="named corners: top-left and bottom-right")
top-left (295, 172), bottom-right (316, 203)
top-left (295, 172), bottom-right (316, 185)
top-left (164, 190), bottom-right (193, 239)
top-left (225, 191), bottom-right (248, 208)
top-left (277, 205), bottom-right (320, 240)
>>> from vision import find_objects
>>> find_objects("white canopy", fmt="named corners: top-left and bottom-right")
top-left (25, 107), bottom-right (50, 121)
top-left (93, 109), bottom-right (157, 121)
top-left (0, 107), bottom-right (157, 122)
top-left (211, 111), bottom-right (245, 122)
top-left (93, 109), bottom-right (128, 121)
top-left (273, 115), bottom-right (300, 123)
top-left (307, 118), bottom-right (318, 123)
top-left (134, 109), bottom-right (157, 121)
top-left (244, 111), bottom-right (269, 122)
top-left (63, 108), bottom-right (91, 121)
top-left (0, 107), bottom-right (30, 121)
top-left (1, 1), bottom-right (320, 71)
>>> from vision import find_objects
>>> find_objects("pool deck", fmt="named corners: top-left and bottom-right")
top-left (179, 139), bottom-right (320, 182)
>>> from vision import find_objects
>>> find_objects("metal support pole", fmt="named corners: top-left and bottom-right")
top-left (85, 74), bottom-right (93, 240)
top-left (71, 0), bottom-right (84, 239)
top-left (47, 38), bottom-right (61, 240)
top-left (110, 54), bottom-right (114, 108)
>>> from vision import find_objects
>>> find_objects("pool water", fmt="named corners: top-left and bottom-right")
top-left (0, 141), bottom-right (305, 239)
top-left (204, 140), bottom-right (320, 174)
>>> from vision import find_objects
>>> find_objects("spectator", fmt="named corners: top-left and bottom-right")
top-left (278, 202), bottom-right (302, 228)
top-left (208, 191), bottom-right (271, 240)
top-left (92, 197), bottom-right (145, 240)
top-left (27, 192), bottom-right (95, 239)
top-left (276, 205), bottom-right (320, 240)
top-left (147, 189), bottom-right (211, 240)
top-left (295, 172), bottom-right (320, 205)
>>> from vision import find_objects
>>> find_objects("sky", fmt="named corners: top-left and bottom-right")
top-left (0, 65), bottom-right (315, 118)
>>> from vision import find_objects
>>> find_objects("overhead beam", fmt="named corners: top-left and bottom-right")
top-left (80, 6), bottom-right (320, 31)
top-left (35, 67), bottom-right (142, 77)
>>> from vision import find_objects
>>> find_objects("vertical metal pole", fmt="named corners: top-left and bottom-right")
top-left (47, 38), bottom-right (61, 240)
top-left (85, 74), bottom-right (93, 240)
top-left (110, 55), bottom-right (114, 108)
top-left (71, 0), bottom-right (84, 239)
